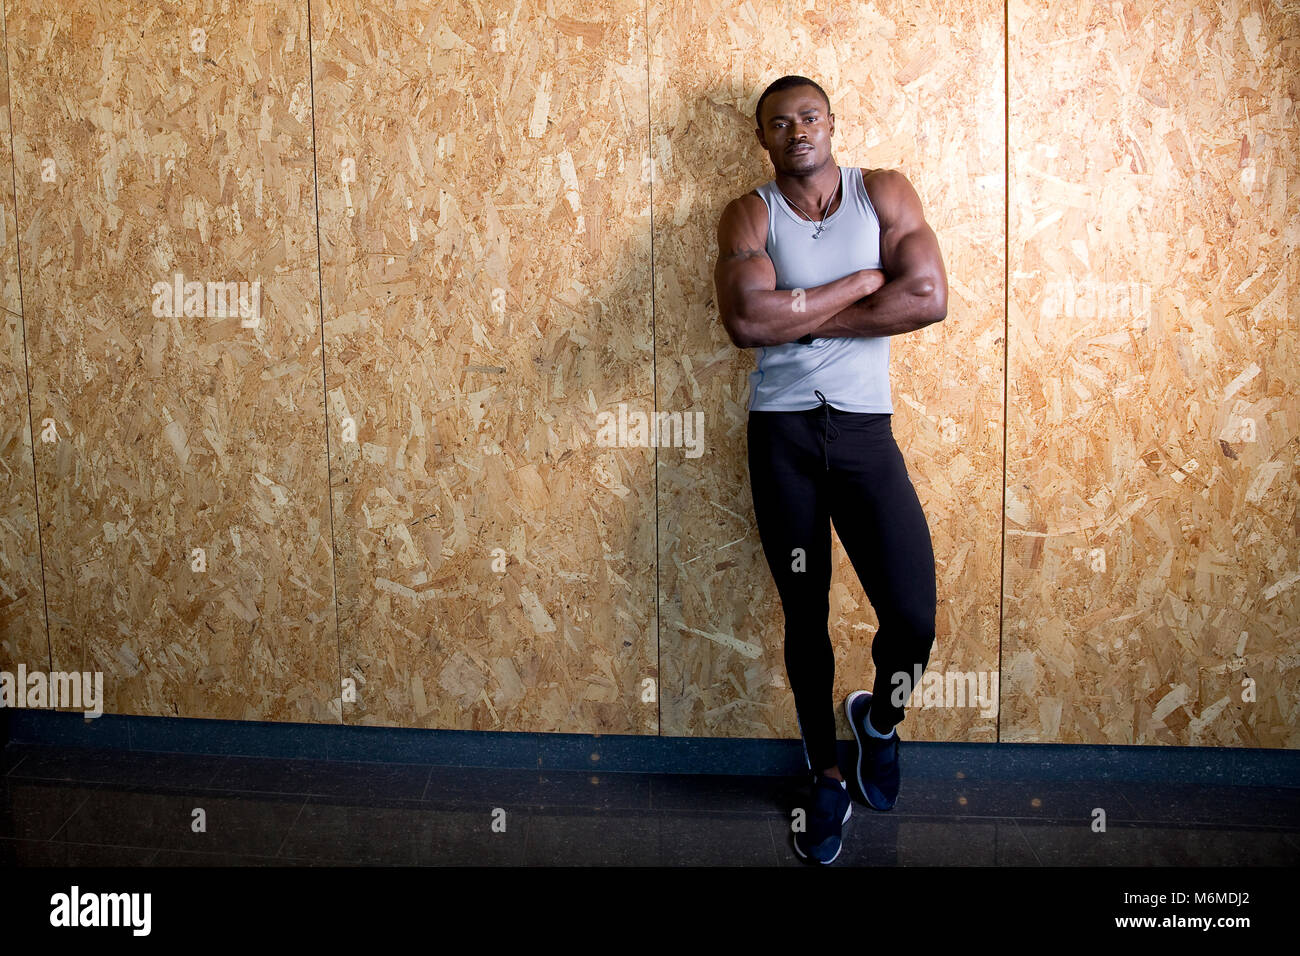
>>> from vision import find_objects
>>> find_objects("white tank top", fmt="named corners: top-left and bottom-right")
top-left (746, 164), bottom-right (892, 413)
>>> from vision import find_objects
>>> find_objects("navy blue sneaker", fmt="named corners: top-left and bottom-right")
top-left (792, 774), bottom-right (851, 864)
top-left (845, 690), bottom-right (901, 810)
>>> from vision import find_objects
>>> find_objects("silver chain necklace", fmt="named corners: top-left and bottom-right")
top-left (776, 165), bottom-right (840, 239)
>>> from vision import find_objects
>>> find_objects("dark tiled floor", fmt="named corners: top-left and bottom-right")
top-left (0, 742), bottom-right (1295, 866)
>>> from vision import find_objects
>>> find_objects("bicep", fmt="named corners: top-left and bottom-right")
top-left (716, 249), bottom-right (778, 310)
top-left (883, 224), bottom-right (945, 293)
top-left (714, 201), bottom-right (776, 319)
top-left (877, 173), bottom-right (945, 291)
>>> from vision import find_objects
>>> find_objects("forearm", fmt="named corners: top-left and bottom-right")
top-left (733, 270), bottom-right (869, 347)
top-left (811, 274), bottom-right (946, 338)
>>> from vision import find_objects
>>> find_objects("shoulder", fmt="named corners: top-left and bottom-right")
top-left (731, 188), bottom-right (769, 212)
top-left (857, 166), bottom-right (911, 194)
top-left (857, 167), bottom-right (923, 224)
top-left (717, 189), bottom-right (770, 234)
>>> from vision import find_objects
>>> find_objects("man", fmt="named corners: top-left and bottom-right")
top-left (713, 75), bottom-right (947, 864)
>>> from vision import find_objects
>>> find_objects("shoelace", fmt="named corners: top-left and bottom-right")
top-left (813, 389), bottom-right (839, 471)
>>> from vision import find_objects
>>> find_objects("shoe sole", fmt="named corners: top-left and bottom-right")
top-left (846, 690), bottom-right (897, 811)
top-left (792, 795), bottom-right (852, 864)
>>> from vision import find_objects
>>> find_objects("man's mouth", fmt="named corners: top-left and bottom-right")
top-left (788, 143), bottom-right (812, 154)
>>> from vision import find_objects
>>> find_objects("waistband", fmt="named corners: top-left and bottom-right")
top-left (748, 405), bottom-right (893, 418)
top-left (749, 391), bottom-right (893, 470)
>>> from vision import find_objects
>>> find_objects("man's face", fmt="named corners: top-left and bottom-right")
top-left (756, 86), bottom-right (834, 175)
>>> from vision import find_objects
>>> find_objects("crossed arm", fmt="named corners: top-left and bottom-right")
top-left (714, 169), bottom-right (947, 348)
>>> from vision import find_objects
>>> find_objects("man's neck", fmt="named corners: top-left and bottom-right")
top-left (774, 161), bottom-right (841, 220)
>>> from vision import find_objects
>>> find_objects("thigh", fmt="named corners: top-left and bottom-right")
top-left (826, 417), bottom-right (936, 624)
top-left (747, 411), bottom-right (832, 604)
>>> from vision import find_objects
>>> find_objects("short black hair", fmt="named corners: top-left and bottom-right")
top-left (755, 75), bottom-right (831, 129)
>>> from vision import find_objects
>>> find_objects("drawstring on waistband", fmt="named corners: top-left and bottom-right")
top-left (814, 389), bottom-right (839, 470)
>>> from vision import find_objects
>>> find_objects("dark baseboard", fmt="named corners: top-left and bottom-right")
top-left (3, 708), bottom-right (1297, 787)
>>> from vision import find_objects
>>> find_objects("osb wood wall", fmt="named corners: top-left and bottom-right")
top-left (4, 2), bottom-right (338, 720)
top-left (1004, 0), bottom-right (1298, 746)
top-left (311, 0), bottom-right (657, 732)
top-left (0, 26), bottom-right (41, 672)
top-left (0, 0), bottom-right (1294, 749)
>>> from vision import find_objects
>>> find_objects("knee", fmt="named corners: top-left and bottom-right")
top-left (889, 601), bottom-right (936, 649)
top-left (775, 587), bottom-right (830, 624)
top-left (783, 623), bottom-right (834, 670)
top-left (782, 617), bottom-right (832, 649)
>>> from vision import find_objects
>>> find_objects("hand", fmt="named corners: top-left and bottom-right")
top-left (860, 269), bottom-right (887, 297)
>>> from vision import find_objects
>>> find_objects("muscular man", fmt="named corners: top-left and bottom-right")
top-left (713, 75), bottom-right (947, 864)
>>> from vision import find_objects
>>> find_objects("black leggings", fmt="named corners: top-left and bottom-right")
top-left (747, 391), bottom-right (937, 773)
